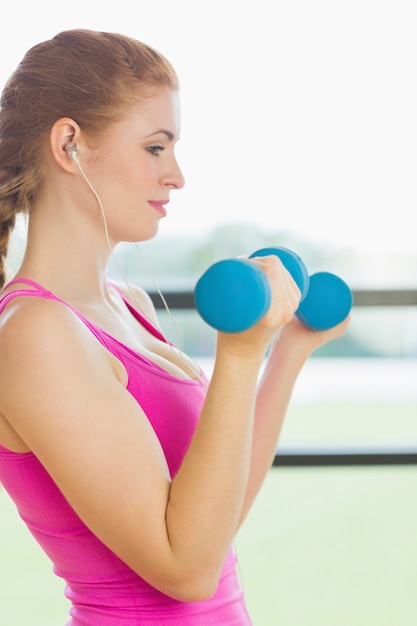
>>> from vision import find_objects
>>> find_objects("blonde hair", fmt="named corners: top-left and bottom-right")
top-left (0, 29), bottom-right (179, 289)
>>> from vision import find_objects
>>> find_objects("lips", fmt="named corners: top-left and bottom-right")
top-left (148, 200), bottom-right (168, 217)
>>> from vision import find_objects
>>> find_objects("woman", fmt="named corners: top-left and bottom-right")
top-left (0, 30), bottom-right (349, 624)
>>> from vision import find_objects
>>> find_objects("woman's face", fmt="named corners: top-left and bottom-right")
top-left (86, 87), bottom-right (185, 244)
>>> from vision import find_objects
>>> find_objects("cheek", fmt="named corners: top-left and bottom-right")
top-left (97, 162), bottom-right (140, 204)
top-left (120, 157), bottom-right (157, 195)
top-left (132, 159), bottom-right (158, 186)
top-left (91, 153), bottom-right (157, 223)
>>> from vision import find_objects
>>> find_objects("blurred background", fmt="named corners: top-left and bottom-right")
top-left (1, 1), bottom-right (417, 624)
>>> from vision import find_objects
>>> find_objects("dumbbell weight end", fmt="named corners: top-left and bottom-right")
top-left (194, 258), bottom-right (272, 333)
top-left (296, 272), bottom-right (353, 330)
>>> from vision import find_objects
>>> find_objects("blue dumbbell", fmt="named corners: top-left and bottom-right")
top-left (194, 246), bottom-right (352, 333)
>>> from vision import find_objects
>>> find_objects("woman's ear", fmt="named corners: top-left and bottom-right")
top-left (49, 118), bottom-right (81, 172)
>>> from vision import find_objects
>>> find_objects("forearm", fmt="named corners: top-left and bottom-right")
top-left (239, 349), bottom-right (306, 525)
top-left (238, 316), bottom-right (350, 525)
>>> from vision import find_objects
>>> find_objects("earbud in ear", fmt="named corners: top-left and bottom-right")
top-left (65, 143), bottom-right (78, 160)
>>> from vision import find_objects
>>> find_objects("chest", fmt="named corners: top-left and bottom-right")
top-left (86, 302), bottom-right (200, 381)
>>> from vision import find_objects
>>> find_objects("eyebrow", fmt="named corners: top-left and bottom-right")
top-left (145, 129), bottom-right (175, 141)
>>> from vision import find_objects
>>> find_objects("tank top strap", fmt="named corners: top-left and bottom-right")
top-left (0, 279), bottom-right (110, 348)
top-left (0, 278), bottom-right (56, 314)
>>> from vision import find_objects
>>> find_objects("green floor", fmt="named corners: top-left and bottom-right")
top-left (1, 403), bottom-right (417, 625)
top-left (235, 466), bottom-right (417, 626)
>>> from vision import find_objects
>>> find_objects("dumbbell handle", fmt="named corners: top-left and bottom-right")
top-left (194, 247), bottom-right (352, 333)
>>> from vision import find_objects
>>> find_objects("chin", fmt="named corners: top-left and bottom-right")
top-left (125, 224), bottom-right (160, 244)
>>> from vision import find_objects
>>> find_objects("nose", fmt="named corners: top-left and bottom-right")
top-left (163, 157), bottom-right (185, 190)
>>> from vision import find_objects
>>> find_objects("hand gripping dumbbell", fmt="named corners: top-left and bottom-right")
top-left (194, 246), bottom-right (353, 333)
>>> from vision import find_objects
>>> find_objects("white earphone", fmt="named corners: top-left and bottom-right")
top-left (64, 142), bottom-right (78, 161)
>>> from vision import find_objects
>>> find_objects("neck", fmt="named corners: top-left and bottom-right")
top-left (16, 202), bottom-right (114, 305)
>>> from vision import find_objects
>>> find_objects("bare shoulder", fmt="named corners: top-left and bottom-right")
top-left (0, 295), bottom-right (120, 416)
top-left (0, 294), bottom-right (73, 357)
top-left (110, 280), bottom-right (161, 328)
top-left (0, 293), bottom-right (105, 357)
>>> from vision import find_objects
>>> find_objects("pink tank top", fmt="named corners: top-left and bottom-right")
top-left (0, 279), bottom-right (252, 625)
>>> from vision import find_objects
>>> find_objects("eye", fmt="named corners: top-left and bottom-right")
top-left (147, 145), bottom-right (165, 156)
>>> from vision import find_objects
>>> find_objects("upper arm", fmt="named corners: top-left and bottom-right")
top-left (0, 298), bottom-right (176, 590)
